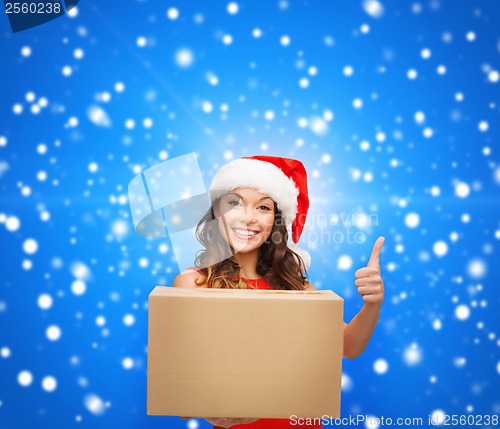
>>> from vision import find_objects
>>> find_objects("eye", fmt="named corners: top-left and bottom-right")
top-left (259, 205), bottom-right (272, 211)
top-left (228, 199), bottom-right (242, 207)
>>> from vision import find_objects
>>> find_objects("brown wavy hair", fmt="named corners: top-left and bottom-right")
top-left (193, 197), bottom-right (308, 290)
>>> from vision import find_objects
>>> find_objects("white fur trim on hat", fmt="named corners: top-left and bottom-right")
top-left (287, 243), bottom-right (311, 270)
top-left (210, 158), bottom-right (299, 226)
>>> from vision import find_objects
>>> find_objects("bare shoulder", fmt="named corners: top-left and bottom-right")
top-left (173, 269), bottom-right (208, 288)
top-left (304, 282), bottom-right (318, 291)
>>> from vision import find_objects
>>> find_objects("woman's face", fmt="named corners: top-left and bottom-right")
top-left (215, 187), bottom-right (276, 255)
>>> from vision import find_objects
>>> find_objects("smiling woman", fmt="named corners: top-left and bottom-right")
top-left (186, 157), bottom-right (311, 291)
top-left (172, 155), bottom-right (385, 429)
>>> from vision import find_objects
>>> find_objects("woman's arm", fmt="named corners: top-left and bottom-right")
top-left (173, 270), bottom-right (204, 288)
top-left (343, 302), bottom-right (381, 359)
top-left (344, 236), bottom-right (385, 359)
top-left (306, 236), bottom-right (385, 360)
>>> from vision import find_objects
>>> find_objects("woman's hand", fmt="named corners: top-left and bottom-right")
top-left (181, 417), bottom-right (259, 428)
top-left (354, 237), bottom-right (385, 305)
top-left (205, 418), bottom-right (260, 428)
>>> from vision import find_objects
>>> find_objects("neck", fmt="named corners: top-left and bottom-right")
top-left (233, 249), bottom-right (261, 279)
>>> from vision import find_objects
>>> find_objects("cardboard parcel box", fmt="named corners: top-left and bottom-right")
top-left (147, 286), bottom-right (344, 419)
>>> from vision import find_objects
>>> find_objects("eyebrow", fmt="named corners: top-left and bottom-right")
top-left (227, 192), bottom-right (273, 202)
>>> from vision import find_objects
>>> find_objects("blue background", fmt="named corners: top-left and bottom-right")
top-left (1, 0), bottom-right (499, 428)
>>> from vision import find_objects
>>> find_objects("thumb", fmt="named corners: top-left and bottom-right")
top-left (367, 236), bottom-right (385, 267)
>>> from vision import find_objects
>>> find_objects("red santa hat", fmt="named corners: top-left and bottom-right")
top-left (210, 155), bottom-right (311, 269)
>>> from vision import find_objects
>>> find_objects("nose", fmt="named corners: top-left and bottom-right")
top-left (240, 205), bottom-right (257, 225)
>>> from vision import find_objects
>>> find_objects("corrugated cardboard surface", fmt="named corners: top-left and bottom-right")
top-left (147, 286), bottom-right (343, 419)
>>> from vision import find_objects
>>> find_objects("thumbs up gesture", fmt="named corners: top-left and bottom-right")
top-left (354, 237), bottom-right (385, 306)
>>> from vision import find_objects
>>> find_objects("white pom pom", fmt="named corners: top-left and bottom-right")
top-left (287, 243), bottom-right (311, 270)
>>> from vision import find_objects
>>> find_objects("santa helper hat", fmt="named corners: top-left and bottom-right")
top-left (209, 155), bottom-right (311, 269)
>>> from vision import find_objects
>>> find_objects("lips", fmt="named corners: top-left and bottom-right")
top-left (231, 228), bottom-right (259, 240)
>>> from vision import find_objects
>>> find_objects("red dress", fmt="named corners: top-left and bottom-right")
top-left (188, 270), bottom-right (323, 429)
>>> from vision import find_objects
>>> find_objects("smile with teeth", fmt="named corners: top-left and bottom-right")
top-left (231, 228), bottom-right (259, 238)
